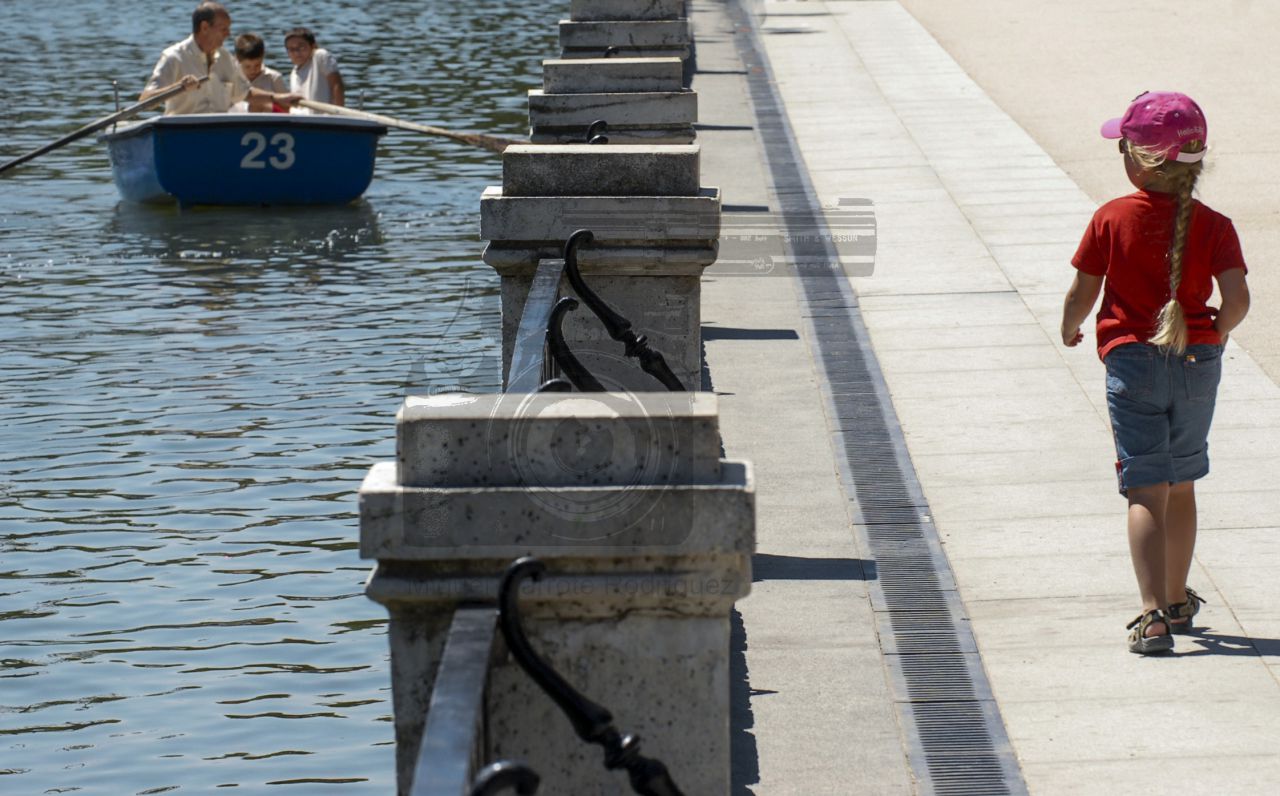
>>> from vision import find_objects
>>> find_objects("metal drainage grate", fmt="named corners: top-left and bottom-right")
top-left (725, 2), bottom-right (1028, 794)
top-left (890, 653), bottom-right (979, 700)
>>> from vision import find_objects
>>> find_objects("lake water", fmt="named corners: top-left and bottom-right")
top-left (0, 2), bottom-right (560, 791)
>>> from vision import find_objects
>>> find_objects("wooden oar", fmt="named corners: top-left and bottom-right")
top-left (0, 77), bottom-right (209, 176)
top-left (298, 99), bottom-right (524, 154)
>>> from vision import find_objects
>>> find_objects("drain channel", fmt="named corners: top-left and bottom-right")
top-left (723, 3), bottom-right (1028, 794)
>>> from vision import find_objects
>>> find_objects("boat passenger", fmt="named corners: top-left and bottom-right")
top-left (284, 27), bottom-right (345, 110)
top-left (232, 32), bottom-right (288, 112)
top-left (140, 2), bottom-right (301, 115)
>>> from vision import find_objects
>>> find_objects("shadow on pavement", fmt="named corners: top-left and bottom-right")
top-left (703, 326), bottom-right (800, 341)
top-left (752, 553), bottom-right (873, 582)
top-left (730, 608), bottom-right (772, 795)
top-left (1177, 631), bottom-right (1280, 658)
top-left (731, 554), bottom-right (872, 792)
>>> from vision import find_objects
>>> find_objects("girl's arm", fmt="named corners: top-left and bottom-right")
top-left (1214, 267), bottom-right (1250, 343)
top-left (1060, 271), bottom-right (1103, 347)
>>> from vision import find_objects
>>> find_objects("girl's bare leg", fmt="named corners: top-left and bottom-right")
top-left (1164, 480), bottom-right (1198, 614)
top-left (1127, 482), bottom-right (1170, 636)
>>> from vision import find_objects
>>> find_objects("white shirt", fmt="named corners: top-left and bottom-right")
top-left (249, 66), bottom-right (287, 95)
top-left (290, 49), bottom-right (340, 105)
top-left (229, 67), bottom-right (288, 112)
top-left (144, 36), bottom-right (250, 115)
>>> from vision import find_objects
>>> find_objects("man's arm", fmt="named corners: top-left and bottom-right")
top-left (247, 87), bottom-right (302, 109)
top-left (220, 56), bottom-right (299, 111)
top-left (139, 73), bottom-right (200, 102)
top-left (139, 52), bottom-right (195, 102)
top-left (1061, 271), bottom-right (1103, 347)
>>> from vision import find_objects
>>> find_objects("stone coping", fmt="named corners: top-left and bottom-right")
top-left (482, 242), bottom-right (717, 273)
top-left (528, 89), bottom-right (697, 127)
top-left (560, 19), bottom-right (691, 48)
top-left (480, 186), bottom-right (720, 244)
top-left (569, 0), bottom-right (686, 22)
top-left (359, 459), bottom-right (754, 560)
top-left (502, 143), bottom-right (700, 197)
top-left (396, 390), bottom-right (722, 487)
top-left (543, 56), bottom-right (684, 93)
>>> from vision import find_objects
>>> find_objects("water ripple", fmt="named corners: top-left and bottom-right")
top-left (1, 0), bottom-right (556, 791)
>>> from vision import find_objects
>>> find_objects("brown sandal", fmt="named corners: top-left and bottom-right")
top-left (1127, 609), bottom-right (1174, 655)
top-left (1167, 587), bottom-right (1206, 635)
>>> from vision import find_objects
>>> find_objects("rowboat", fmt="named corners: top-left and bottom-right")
top-left (100, 113), bottom-right (386, 206)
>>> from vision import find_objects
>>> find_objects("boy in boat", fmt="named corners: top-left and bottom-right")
top-left (284, 27), bottom-right (345, 111)
top-left (141, 2), bottom-right (300, 115)
top-left (231, 32), bottom-right (287, 112)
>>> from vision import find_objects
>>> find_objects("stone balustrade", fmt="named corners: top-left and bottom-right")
top-left (359, 391), bottom-right (754, 794)
top-left (357, 4), bottom-right (753, 794)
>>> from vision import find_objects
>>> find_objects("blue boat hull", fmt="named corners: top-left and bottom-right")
top-left (102, 114), bottom-right (386, 206)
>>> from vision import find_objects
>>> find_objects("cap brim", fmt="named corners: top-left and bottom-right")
top-left (1100, 117), bottom-right (1124, 139)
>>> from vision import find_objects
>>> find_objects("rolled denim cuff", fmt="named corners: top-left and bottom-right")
top-left (1171, 449), bottom-right (1210, 485)
top-left (1117, 452), bottom-right (1175, 494)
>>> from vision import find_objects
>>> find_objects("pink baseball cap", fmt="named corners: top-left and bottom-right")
top-left (1101, 91), bottom-right (1208, 163)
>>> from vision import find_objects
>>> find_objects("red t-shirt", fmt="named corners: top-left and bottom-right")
top-left (1072, 189), bottom-right (1247, 360)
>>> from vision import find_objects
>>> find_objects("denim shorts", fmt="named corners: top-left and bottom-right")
top-left (1104, 343), bottom-right (1223, 494)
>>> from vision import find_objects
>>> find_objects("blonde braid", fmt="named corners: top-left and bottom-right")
top-left (1133, 141), bottom-right (1204, 353)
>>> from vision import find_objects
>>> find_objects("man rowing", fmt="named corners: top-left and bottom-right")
top-left (139, 2), bottom-right (301, 115)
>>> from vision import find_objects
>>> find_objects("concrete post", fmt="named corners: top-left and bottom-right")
top-left (531, 56), bottom-right (696, 144)
top-left (359, 391), bottom-right (755, 794)
top-left (559, 19), bottom-right (692, 61)
top-left (544, 56), bottom-right (684, 94)
top-left (569, 0), bottom-right (686, 21)
top-left (481, 144), bottom-right (720, 392)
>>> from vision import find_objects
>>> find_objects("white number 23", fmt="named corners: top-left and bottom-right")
top-left (240, 132), bottom-right (296, 170)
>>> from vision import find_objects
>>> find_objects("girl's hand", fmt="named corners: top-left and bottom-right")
top-left (1060, 271), bottom-right (1102, 350)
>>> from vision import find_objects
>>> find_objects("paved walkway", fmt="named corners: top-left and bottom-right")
top-left (692, 1), bottom-right (1280, 793)
top-left (897, 0), bottom-right (1280, 386)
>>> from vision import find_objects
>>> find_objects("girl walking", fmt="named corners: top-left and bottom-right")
top-left (1060, 91), bottom-right (1251, 655)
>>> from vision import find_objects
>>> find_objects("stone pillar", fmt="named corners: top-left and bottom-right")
top-left (359, 391), bottom-right (755, 795)
top-left (560, 2), bottom-right (691, 62)
top-left (531, 56), bottom-right (695, 144)
top-left (480, 144), bottom-right (720, 392)
top-left (570, 0), bottom-right (687, 20)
